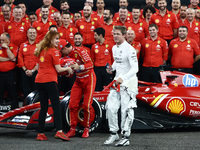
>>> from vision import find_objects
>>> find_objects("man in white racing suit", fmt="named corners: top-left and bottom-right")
top-left (104, 26), bottom-right (138, 146)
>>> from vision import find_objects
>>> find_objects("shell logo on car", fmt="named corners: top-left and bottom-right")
top-left (166, 97), bottom-right (186, 115)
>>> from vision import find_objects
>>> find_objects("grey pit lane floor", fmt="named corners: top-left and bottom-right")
top-left (0, 128), bottom-right (200, 150)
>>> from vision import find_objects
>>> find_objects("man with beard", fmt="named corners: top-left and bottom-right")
top-left (17, 27), bottom-right (38, 99)
top-left (0, 0), bottom-right (15, 16)
top-left (179, 8), bottom-right (200, 47)
top-left (113, 0), bottom-right (132, 21)
top-left (140, 0), bottom-right (158, 19)
top-left (169, 26), bottom-right (200, 73)
top-left (177, 5), bottom-right (188, 24)
top-left (74, 32), bottom-right (90, 55)
top-left (35, 0), bottom-right (59, 20)
top-left (58, 12), bottom-right (78, 45)
top-left (149, 0), bottom-right (179, 44)
top-left (142, 5), bottom-right (156, 25)
top-left (125, 6), bottom-right (149, 43)
top-left (188, 0), bottom-right (200, 9)
top-left (101, 7), bottom-right (116, 45)
top-left (141, 24), bottom-right (168, 82)
top-left (76, 5), bottom-right (99, 48)
top-left (4, 6), bottom-right (30, 48)
top-left (170, 0), bottom-right (181, 16)
top-left (79, 0), bottom-right (96, 18)
top-left (0, 4), bottom-right (13, 26)
top-left (32, 5), bottom-right (56, 42)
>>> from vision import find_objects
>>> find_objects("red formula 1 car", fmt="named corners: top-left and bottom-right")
top-left (0, 70), bottom-right (200, 133)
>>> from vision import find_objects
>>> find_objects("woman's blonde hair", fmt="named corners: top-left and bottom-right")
top-left (35, 31), bottom-right (60, 57)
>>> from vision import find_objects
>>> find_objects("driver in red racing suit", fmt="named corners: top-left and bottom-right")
top-left (60, 42), bottom-right (96, 138)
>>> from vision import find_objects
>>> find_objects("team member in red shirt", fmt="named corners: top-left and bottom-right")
top-left (170, 0), bottom-right (181, 17)
top-left (0, 0), bottom-right (15, 16)
top-left (0, 24), bottom-right (4, 35)
top-left (34, 31), bottom-right (72, 141)
top-left (91, 27), bottom-right (113, 91)
top-left (101, 7), bottom-right (116, 45)
top-left (4, 6), bottom-right (30, 48)
top-left (180, 8), bottom-right (200, 47)
top-left (141, 24), bottom-right (168, 82)
top-left (74, 11), bottom-right (82, 23)
top-left (177, 5), bottom-right (188, 24)
top-left (53, 12), bottom-right (62, 27)
top-left (79, 0), bottom-right (96, 18)
top-left (142, 5), bottom-right (156, 25)
top-left (18, 2), bottom-right (29, 23)
top-left (35, 0), bottom-right (59, 20)
top-left (115, 6), bottom-right (130, 26)
top-left (17, 27), bottom-right (38, 99)
top-left (58, 12), bottom-right (78, 45)
top-left (76, 5), bottom-right (99, 48)
top-left (169, 26), bottom-right (200, 73)
top-left (61, 43), bottom-right (96, 138)
top-left (32, 5), bottom-right (56, 42)
top-left (28, 12), bottom-right (37, 26)
top-left (140, 0), bottom-right (158, 19)
top-left (188, 0), bottom-right (200, 9)
top-left (125, 6), bottom-right (149, 43)
top-left (149, 0), bottom-right (179, 44)
top-left (113, 0), bottom-right (132, 21)
top-left (0, 4), bottom-right (13, 27)
top-left (93, 0), bottom-right (105, 26)
top-left (0, 32), bottom-right (18, 109)
top-left (126, 29), bottom-right (141, 59)
top-left (195, 8), bottom-right (200, 22)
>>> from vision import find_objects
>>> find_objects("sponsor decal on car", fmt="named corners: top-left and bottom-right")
top-left (166, 97), bottom-right (186, 115)
top-left (182, 74), bottom-right (198, 87)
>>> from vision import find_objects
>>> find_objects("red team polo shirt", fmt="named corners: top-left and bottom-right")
top-left (17, 41), bottom-right (38, 70)
top-left (35, 48), bottom-right (60, 83)
top-left (76, 17), bottom-right (99, 45)
top-left (32, 18), bottom-right (56, 42)
top-left (169, 38), bottom-right (200, 68)
top-left (0, 24), bottom-right (4, 35)
top-left (141, 36), bottom-right (168, 67)
top-left (125, 19), bottom-right (149, 43)
top-left (130, 40), bottom-right (141, 59)
top-left (5, 20), bottom-right (30, 47)
top-left (149, 10), bottom-right (179, 40)
top-left (90, 40), bottom-right (113, 67)
top-left (0, 43), bottom-right (18, 72)
top-left (35, 6), bottom-right (59, 20)
top-left (113, 11), bottom-right (132, 22)
top-left (58, 25), bottom-right (78, 45)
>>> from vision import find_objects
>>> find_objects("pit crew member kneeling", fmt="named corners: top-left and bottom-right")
top-left (60, 42), bottom-right (96, 138)
top-left (104, 26), bottom-right (138, 146)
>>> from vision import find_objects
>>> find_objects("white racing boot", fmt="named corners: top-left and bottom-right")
top-left (104, 133), bottom-right (119, 145)
top-left (115, 136), bottom-right (130, 146)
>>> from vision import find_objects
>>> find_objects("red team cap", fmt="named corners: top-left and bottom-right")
top-left (58, 39), bottom-right (68, 50)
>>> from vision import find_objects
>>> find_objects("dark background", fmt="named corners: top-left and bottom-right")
top-left (0, 0), bottom-right (192, 15)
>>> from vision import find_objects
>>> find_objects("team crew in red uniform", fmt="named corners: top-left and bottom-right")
top-left (60, 42), bottom-right (96, 138)
top-left (35, 0), bottom-right (59, 20)
top-left (0, 4), bottom-right (13, 27)
top-left (115, 6), bottom-right (130, 26)
top-left (141, 24), bottom-right (168, 82)
top-left (177, 5), bottom-right (188, 24)
top-left (76, 5), bottom-right (99, 48)
top-left (93, 0), bottom-right (105, 26)
top-left (125, 6), bottom-right (149, 43)
top-left (28, 12), bottom-right (38, 25)
top-left (17, 27), bottom-right (39, 98)
top-left (0, 24), bottom-right (4, 35)
top-left (188, 0), bottom-right (200, 9)
top-left (180, 8), bottom-right (200, 47)
top-left (91, 27), bottom-right (113, 91)
top-left (5, 6), bottom-right (30, 48)
top-left (149, 0), bottom-right (179, 44)
top-left (195, 8), bottom-right (200, 22)
top-left (169, 26), bottom-right (200, 73)
top-left (58, 12), bottom-right (78, 45)
top-left (53, 12), bottom-right (62, 27)
top-left (113, 0), bottom-right (132, 21)
top-left (140, 0), bottom-right (158, 19)
top-left (142, 5), bottom-right (156, 25)
top-left (170, 0), bottom-right (181, 17)
top-left (0, 0), bottom-right (15, 16)
top-left (0, 32), bottom-right (18, 109)
top-left (32, 5), bottom-right (56, 42)
top-left (34, 31), bottom-right (72, 141)
top-left (60, 0), bottom-right (74, 25)
top-left (18, 2), bottom-right (30, 24)
top-left (101, 7), bottom-right (116, 45)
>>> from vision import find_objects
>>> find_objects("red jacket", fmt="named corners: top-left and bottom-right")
top-left (141, 36), bottom-right (168, 67)
top-left (76, 17), bottom-right (99, 45)
top-left (17, 41), bottom-right (38, 70)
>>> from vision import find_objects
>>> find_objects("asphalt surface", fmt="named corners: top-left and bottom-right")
top-left (0, 127), bottom-right (200, 150)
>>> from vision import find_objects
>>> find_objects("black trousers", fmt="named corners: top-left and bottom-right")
top-left (36, 82), bottom-right (62, 133)
top-left (0, 69), bottom-right (17, 109)
top-left (21, 69), bottom-right (37, 98)
top-left (142, 67), bottom-right (161, 83)
top-left (94, 66), bottom-right (112, 91)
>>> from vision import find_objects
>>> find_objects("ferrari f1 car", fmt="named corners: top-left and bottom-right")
top-left (0, 70), bottom-right (200, 133)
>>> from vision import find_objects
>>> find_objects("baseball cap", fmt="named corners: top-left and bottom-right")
top-left (58, 39), bottom-right (68, 50)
